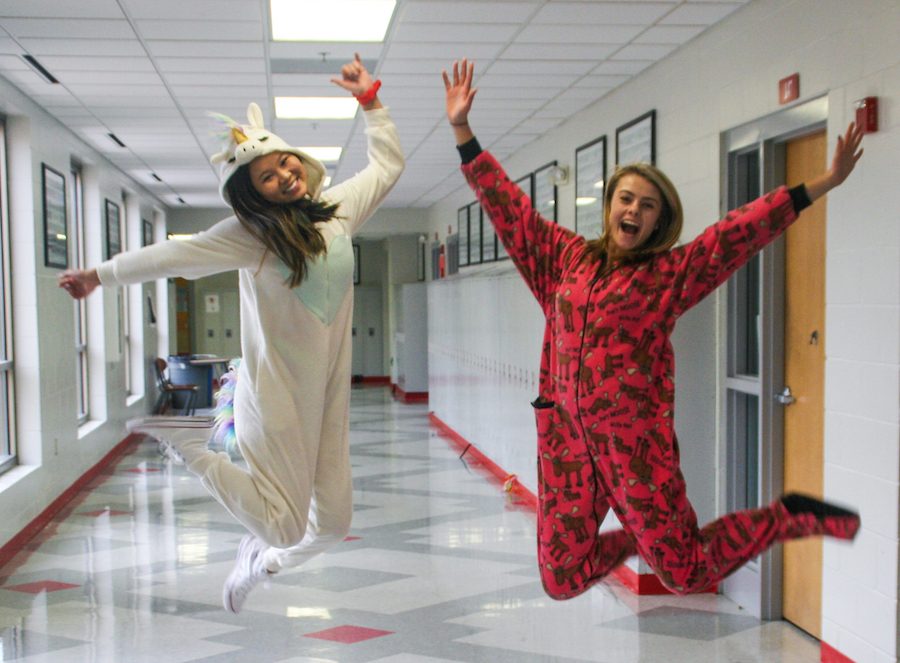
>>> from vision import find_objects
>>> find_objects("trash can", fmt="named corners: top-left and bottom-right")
top-left (167, 355), bottom-right (213, 408)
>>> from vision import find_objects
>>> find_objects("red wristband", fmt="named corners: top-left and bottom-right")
top-left (355, 79), bottom-right (381, 106)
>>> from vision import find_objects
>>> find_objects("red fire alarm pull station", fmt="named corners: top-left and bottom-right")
top-left (855, 97), bottom-right (878, 133)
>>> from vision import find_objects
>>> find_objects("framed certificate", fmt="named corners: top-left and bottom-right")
top-left (142, 219), bottom-right (154, 246)
top-left (533, 161), bottom-right (558, 223)
top-left (575, 136), bottom-right (607, 239)
top-left (468, 201), bottom-right (482, 264)
top-left (616, 110), bottom-right (656, 166)
top-left (42, 164), bottom-right (68, 269)
top-left (105, 199), bottom-right (121, 260)
top-left (457, 205), bottom-right (470, 267)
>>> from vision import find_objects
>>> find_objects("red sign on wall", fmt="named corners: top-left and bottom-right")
top-left (779, 73), bottom-right (800, 105)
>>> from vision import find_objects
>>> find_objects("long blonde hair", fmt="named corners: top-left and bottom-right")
top-left (226, 163), bottom-right (339, 287)
top-left (584, 163), bottom-right (683, 272)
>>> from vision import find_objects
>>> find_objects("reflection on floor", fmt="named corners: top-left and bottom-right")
top-left (0, 387), bottom-right (820, 662)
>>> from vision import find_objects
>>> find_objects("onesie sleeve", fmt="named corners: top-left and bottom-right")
top-left (323, 107), bottom-right (405, 235)
top-left (663, 185), bottom-right (800, 317)
top-left (95, 216), bottom-right (262, 287)
top-left (462, 150), bottom-right (580, 312)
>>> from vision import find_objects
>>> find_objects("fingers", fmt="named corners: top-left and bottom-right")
top-left (446, 59), bottom-right (473, 88)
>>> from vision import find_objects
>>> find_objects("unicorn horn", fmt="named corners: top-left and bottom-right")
top-left (231, 127), bottom-right (249, 145)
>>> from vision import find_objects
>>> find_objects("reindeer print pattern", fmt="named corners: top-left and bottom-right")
top-left (462, 150), bottom-right (849, 599)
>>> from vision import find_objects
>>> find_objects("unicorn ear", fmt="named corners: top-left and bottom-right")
top-left (246, 102), bottom-right (265, 129)
top-left (210, 150), bottom-right (229, 165)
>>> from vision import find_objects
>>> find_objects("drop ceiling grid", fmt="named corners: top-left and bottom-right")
top-left (0, 0), bottom-right (750, 208)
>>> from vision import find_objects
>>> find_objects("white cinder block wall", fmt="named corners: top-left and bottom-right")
top-left (426, 1), bottom-right (899, 661)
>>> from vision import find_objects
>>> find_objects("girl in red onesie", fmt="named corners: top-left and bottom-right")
top-left (443, 59), bottom-right (864, 599)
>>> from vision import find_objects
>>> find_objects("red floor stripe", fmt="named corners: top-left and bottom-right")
top-left (0, 433), bottom-right (142, 572)
top-left (821, 641), bottom-right (855, 663)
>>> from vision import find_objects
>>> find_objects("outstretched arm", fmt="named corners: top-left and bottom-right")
top-left (331, 53), bottom-right (383, 111)
top-left (804, 121), bottom-right (864, 202)
top-left (666, 122), bottom-right (865, 317)
top-left (442, 58), bottom-right (477, 145)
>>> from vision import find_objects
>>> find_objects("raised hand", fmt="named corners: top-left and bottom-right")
top-left (804, 122), bottom-right (865, 202)
top-left (442, 59), bottom-right (477, 127)
top-left (330, 53), bottom-right (374, 97)
top-left (828, 121), bottom-right (864, 188)
top-left (58, 268), bottom-right (100, 300)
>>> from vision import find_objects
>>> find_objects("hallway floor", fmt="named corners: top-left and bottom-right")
top-left (0, 387), bottom-right (821, 662)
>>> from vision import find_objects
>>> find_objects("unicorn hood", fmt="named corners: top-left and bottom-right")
top-left (210, 102), bottom-right (327, 205)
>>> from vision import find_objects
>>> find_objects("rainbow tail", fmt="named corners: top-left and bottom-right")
top-left (212, 358), bottom-right (241, 457)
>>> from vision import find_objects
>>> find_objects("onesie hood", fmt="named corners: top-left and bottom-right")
top-left (209, 102), bottom-right (327, 206)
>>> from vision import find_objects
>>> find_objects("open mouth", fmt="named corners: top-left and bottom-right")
top-left (620, 220), bottom-right (640, 236)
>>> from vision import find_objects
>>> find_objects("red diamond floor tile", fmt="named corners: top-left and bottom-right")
top-left (304, 625), bottom-right (393, 644)
top-left (4, 580), bottom-right (81, 594)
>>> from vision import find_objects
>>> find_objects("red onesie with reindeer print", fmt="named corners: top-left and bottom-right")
top-left (460, 141), bottom-right (830, 599)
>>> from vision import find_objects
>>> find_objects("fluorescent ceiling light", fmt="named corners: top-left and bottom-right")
top-left (275, 97), bottom-right (358, 119)
top-left (575, 197), bottom-right (598, 206)
top-left (271, 0), bottom-right (396, 42)
top-left (300, 146), bottom-right (342, 162)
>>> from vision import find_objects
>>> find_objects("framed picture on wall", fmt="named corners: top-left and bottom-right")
top-left (142, 218), bottom-right (153, 246)
top-left (533, 161), bottom-right (558, 223)
top-left (575, 136), bottom-right (607, 239)
top-left (353, 243), bottom-right (360, 284)
top-left (616, 110), bottom-right (656, 166)
top-left (105, 199), bottom-right (121, 260)
top-left (41, 164), bottom-right (68, 269)
top-left (468, 201), bottom-right (482, 264)
top-left (417, 237), bottom-right (426, 282)
top-left (457, 205), bottom-right (470, 267)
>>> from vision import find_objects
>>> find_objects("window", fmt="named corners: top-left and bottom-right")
top-left (71, 165), bottom-right (89, 422)
top-left (0, 120), bottom-right (15, 472)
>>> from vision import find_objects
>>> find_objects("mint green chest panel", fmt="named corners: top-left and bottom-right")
top-left (276, 234), bottom-right (354, 325)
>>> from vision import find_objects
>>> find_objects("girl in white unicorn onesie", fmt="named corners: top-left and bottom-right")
top-left (58, 54), bottom-right (404, 613)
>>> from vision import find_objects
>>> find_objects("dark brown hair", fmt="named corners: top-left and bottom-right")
top-left (225, 163), bottom-right (339, 287)
top-left (583, 162), bottom-right (683, 273)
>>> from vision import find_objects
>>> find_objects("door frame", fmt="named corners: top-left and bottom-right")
top-left (718, 96), bottom-right (827, 619)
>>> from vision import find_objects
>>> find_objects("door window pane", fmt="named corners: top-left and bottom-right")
top-left (727, 390), bottom-right (760, 510)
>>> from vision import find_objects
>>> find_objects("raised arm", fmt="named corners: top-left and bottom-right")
top-left (443, 58), bottom-right (477, 147)
top-left (324, 54), bottom-right (404, 234)
top-left (443, 59), bottom-right (580, 312)
top-left (666, 122), bottom-right (865, 317)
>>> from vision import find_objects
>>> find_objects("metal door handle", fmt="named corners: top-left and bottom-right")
top-left (775, 386), bottom-right (795, 405)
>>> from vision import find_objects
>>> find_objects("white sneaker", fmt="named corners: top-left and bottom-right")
top-left (127, 416), bottom-right (214, 466)
top-left (223, 535), bottom-right (272, 614)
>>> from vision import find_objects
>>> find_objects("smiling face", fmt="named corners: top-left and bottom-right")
top-left (248, 151), bottom-right (308, 204)
top-left (606, 174), bottom-right (663, 252)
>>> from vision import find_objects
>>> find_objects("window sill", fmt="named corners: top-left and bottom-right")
top-left (77, 419), bottom-right (103, 440)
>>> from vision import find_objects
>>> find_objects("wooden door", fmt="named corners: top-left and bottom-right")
top-left (782, 130), bottom-right (826, 637)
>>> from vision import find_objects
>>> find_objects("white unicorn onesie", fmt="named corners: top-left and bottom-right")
top-left (115, 98), bottom-right (404, 612)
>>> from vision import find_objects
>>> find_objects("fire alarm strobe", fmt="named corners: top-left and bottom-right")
top-left (855, 97), bottom-right (878, 133)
